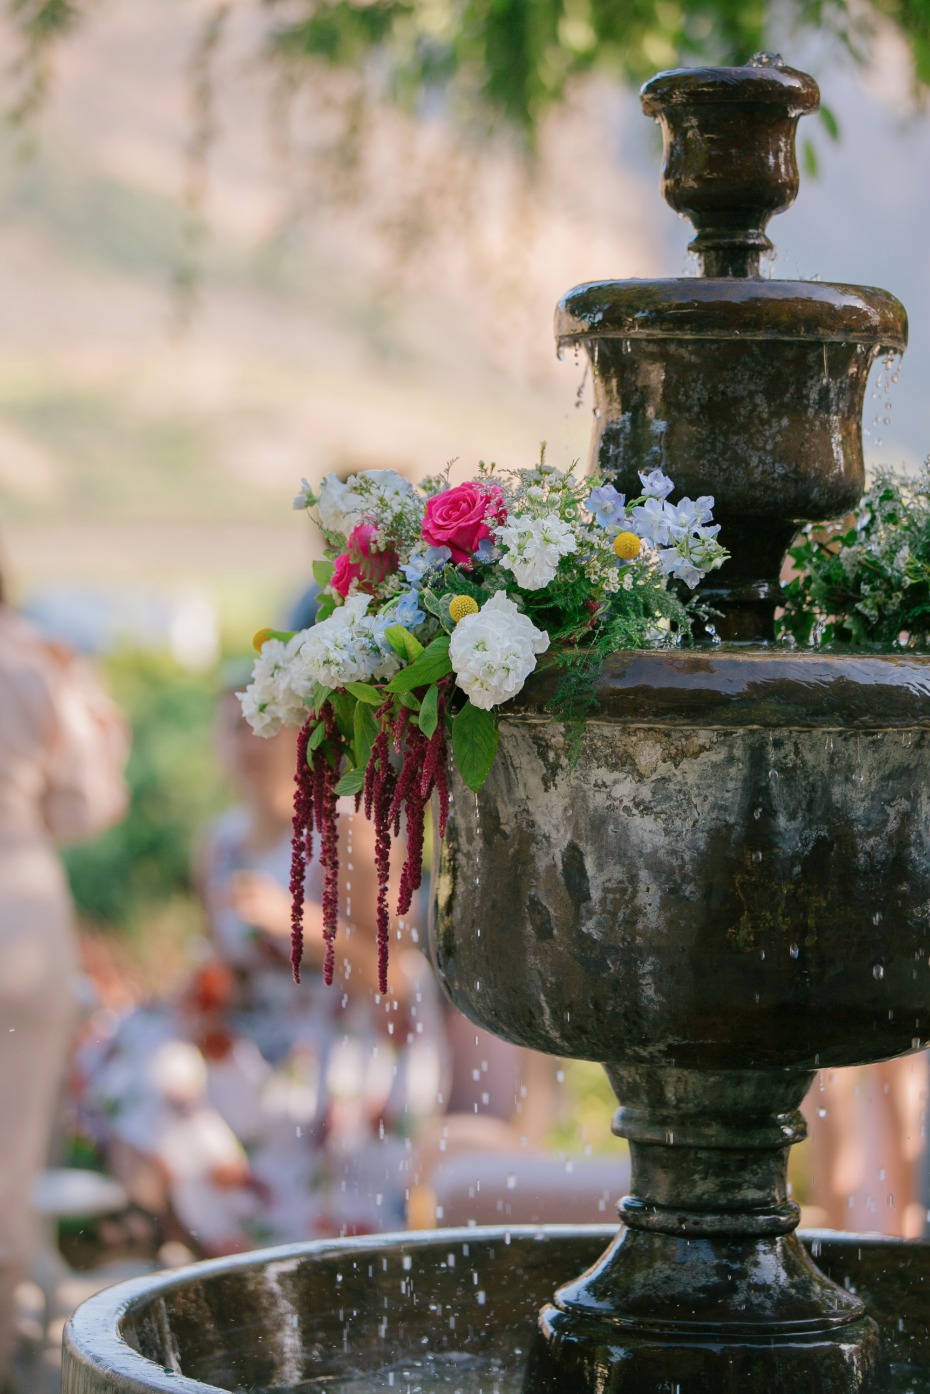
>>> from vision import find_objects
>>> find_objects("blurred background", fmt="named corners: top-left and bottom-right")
top-left (2, 0), bottom-right (930, 1385)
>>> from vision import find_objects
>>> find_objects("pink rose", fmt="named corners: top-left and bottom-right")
top-left (331, 523), bottom-right (398, 597)
top-left (421, 482), bottom-right (507, 566)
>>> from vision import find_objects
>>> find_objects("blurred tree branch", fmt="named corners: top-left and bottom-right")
top-left (5, 0), bottom-right (930, 143)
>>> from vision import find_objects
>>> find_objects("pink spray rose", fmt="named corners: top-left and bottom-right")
top-left (331, 523), bottom-right (398, 598)
top-left (421, 482), bottom-right (507, 566)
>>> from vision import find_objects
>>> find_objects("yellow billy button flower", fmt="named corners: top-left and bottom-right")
top-left (449, 594), bottom-right (480, 623)
top-left (613, 531), bottom-right (642, 561)
top-left (252, 627), bottom-right (293, 651)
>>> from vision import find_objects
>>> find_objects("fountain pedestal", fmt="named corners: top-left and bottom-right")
top-left (527, 1068), bottom-right (879, 1392)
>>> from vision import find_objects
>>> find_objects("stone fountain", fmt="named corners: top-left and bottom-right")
top-left (63, 57), bottom-right (930, 1394)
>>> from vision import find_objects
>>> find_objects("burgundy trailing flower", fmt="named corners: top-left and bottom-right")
top-left (289, 718), bottom-right (316, 983)
top-left (291, 684), bottom-right (451, 995)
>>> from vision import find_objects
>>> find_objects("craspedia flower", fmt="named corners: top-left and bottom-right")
top-left (614, 531), bottom-right (642, 560)
top-left (450, 594), bottom-right (480, 623)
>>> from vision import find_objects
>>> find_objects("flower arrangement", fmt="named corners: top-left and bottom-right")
top-left (240, 456), bottom-right (728, 991)
top-left (779, 463), bottom-right (930, 649)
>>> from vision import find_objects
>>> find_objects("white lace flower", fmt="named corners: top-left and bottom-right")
top-left (496, 512), bottom-right (577, 590)
top-left (449, 591), bottom-right (549, 710)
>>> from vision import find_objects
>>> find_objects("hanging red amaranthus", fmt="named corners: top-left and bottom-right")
top-left (290, 679), bottom-right (452, 996)
top-left (289, 704), bottom-right (341, 985)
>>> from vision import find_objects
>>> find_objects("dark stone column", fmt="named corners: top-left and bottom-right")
top-left (523, 1066), bottom-right (882, 1392)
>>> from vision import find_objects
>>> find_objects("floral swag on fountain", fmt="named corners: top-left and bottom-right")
top-left (239, 461), bottom-right (727, 992)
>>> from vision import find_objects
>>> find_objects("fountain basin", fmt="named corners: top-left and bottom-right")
top-left (61, 1226), bottom-right (930, 1393)
top-left (432, 647), bottom-right (930, 1071)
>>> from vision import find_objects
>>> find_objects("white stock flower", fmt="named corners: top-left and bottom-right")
top-left (317, 473), bottom-right (361, 537)
top-left (449, 591), bottom-right (549, 710)
top-left (496, 512), bottom-right (577, 590)
top-left (317, 469), bottom-right (414, 538)
top-left (289, 595), bottom-right (400, 690)
top-left (238, 636), bottom-right (308, 737)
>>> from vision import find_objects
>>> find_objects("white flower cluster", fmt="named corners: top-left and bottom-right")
top-left (314, 469), bottom-right (417, 538)
top-left (238, 597), bottom-right (400, 735)
top-left (496, 512), bottom-right (577, 589)
top-left (448, 591), bottom-right (550, 710)
top-left (237, 635), bottom-right (308, 737)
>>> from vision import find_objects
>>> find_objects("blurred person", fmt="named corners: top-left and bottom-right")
top-left (802, 1056), bottom-right (928, 1237)
top-left (77, 687), bottom-right (447, 1255)
top-left (0, 566), bottom-right (128, 1381)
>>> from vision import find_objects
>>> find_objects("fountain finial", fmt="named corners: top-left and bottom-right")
top-left (641, 57), bottom-right (820, 277)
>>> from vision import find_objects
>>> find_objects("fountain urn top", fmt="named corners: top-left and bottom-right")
top-left (556, 55), bottom-right (907, 641)
top-left (641, 53), bottom-right (820, 278)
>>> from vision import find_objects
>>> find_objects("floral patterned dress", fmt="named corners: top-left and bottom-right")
top-left (76, 808), bottom-right (447, 1255)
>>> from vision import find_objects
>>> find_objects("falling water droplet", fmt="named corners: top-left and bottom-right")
top-left (575, 360), bottom-right (589, 409)
top-left (873, 964), bottom-right (885, 981)
top-left (751, 850), bottom-right (763, 864)
top-left (789, 943), bottom-right (800, 960)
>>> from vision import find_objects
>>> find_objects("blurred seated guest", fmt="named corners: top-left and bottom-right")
top-left (801, 1056), bottom-right (928, 1238)
top-left (0, 566), bottom-right (128, 1381)
top-left (77, 686), bottom-right (446, 1255)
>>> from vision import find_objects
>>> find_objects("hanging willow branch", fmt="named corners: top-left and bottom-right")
top-left (7, 0), bottom-right (84, 125)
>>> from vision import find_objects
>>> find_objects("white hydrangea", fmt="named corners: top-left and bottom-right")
top-left (449, 591), bottom-right (550, 710)
top-left (496, 512), bottom-right (577, 590)
top-left (288, 595), bottom-right (401, 691)
top-left (238, 635), bottom-right (309, 737)
top-left (316, 469), bottom-right (414, 539)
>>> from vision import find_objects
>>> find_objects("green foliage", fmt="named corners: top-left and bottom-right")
top-left (263, 0), bottom-right (930, 139)
top-left (778, 463), bottom-right (930, 649)
top-left (451, 698), bottom-right (500, 790)
top-left (62, 652), bottom-right (227, 930)
top-left (10, 0), bottom-right (930, 147)
top-left (386, 633), bottom-right (453, 691)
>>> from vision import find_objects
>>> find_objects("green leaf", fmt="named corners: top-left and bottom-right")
top-left (312, 683), bottom-right (332, 713)
top-left (335, 767), bottom-right (366, 796)
top-left (384, 624), bottom-right (424, 662)
top-left (422, 590), bottom-right (456, 631)
top-left (344, 680), bottom-right (383, 705)
top-left (316, 593), bottom-right (337, 623)
top-left (312, 558), bottom-right (335, 589)
top-left (353, 701), bottom-right (379, 771)
top-left (332, 691), bottom-right (356, 740)
top-left (802, 137), bottom-right (818, 179)
top-left (451, 701), bottom-right (499, 792)
top-left (398, 691), bottom-right (421, 711)
top-left (307, 721), bottom-right (326, 751)
top-left (387, 635), bottom-right (452, 693)
top-left (417, 683), bottom-right (439, 738)
top-left (819, 103), bottom-right (840, 141)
